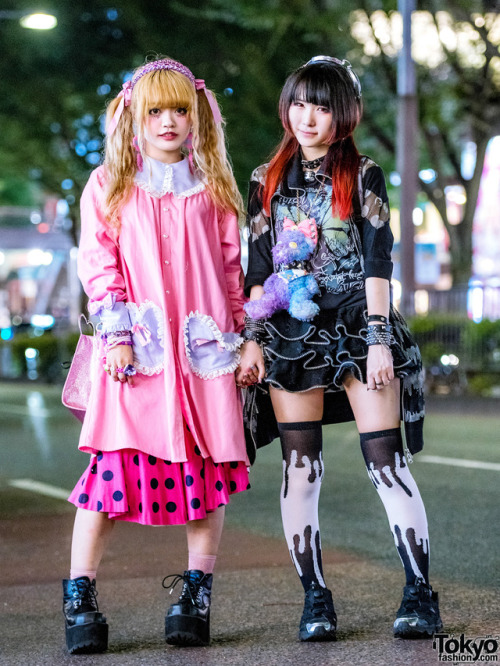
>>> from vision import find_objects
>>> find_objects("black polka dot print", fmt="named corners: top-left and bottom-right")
top-left (69, 440), bottom-right (249, 525)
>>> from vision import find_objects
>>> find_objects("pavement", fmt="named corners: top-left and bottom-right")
top-left (1, 504), bottom-right (499, 666)
top-left (0, 389), bottom-right (499, 665)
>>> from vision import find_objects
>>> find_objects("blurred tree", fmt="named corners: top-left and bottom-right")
top-left (0, 0), bottom-right (498, 287)
top-left (349, 0), bottom-right (500, 285)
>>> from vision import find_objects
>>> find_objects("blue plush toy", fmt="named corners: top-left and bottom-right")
top-left (244, 218), bottom-right (320, 322)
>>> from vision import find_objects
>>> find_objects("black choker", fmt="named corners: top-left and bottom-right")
top-left (301, 156), bottom-right (325, 169)
top-left (301, 155), bottom-right (325, 183)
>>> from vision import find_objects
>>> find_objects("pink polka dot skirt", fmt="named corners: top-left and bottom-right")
top-left (68, 433), bottom-right (250, 526)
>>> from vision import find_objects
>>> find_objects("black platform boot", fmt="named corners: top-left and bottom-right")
top-left (62, 577), bottom-right (108, 654)
top-left (163, 570), bottom-right (212, 647)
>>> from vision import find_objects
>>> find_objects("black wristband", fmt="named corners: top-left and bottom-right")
top-left (367, 314), bottom-right (389, 324)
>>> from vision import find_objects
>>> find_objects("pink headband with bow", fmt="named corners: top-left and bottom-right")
top-left (107, 58), bottom-right (222, 136)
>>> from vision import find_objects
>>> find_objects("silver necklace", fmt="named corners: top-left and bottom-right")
top-left (301, 155), bottom-right (325, 183)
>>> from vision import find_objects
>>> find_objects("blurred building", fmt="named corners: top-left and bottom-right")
top-left (0, 199), bottom-right (80, 340)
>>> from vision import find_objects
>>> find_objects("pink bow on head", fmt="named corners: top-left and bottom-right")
top-left (283, 217), bottom-right (318, 245)
top-left (195, 79), bottom-right (222, 124)
top-left (107, 81), bottom-right (133, 136)
top-left (106, 62), bottom-right (223, 136)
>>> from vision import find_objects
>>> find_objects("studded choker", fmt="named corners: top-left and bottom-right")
top-left (301, 155), bottom-right (325, 183)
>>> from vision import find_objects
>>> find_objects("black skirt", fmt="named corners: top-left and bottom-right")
top-left (243, 301), bottom-right (425, 463)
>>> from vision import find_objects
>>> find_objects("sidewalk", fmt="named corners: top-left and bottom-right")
top-left (1, 508), bottom-right (498, 666)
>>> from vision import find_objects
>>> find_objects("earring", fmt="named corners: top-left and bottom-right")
top-left (133, 135), bottom-right (144, 170)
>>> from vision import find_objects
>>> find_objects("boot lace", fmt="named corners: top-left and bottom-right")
top-left (162, 573), bottom-right (202, 606)
top-left (71, 579), bottom-right (98, 611)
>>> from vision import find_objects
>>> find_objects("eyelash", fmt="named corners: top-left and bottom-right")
top-left (292, 101), bottom-right (330, 113)
top-left (149, 107), bottom-right (188, 116)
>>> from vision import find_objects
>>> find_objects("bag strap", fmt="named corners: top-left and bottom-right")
top-left (78, 313), bottom-right (95, 336)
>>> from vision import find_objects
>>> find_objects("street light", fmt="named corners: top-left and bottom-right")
top-left (0, 10), bottom-right (57, 30)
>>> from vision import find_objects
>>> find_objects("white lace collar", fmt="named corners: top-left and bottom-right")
top-left (135, 156), bottom-right (205, 199)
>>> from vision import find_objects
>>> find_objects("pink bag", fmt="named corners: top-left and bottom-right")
top-left (62, 316), bottom-right (97, 423)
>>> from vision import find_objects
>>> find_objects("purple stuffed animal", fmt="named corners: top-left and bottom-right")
top-left (245, 218), bottom-right (320, 322)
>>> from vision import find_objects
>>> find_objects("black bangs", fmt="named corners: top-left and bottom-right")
top-left (291, 68), bottom-right (335, 109)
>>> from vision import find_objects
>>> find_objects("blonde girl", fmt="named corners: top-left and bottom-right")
top-left (63, 57), bottom-right (249, 654)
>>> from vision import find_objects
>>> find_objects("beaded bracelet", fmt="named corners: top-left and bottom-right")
top-left (103, 330), bottom-right (133, 353)
top-left (366, 323), bottom-right (394, 348)
top-left (242, 315), bottom-right (266, 346)
top-left (241, 328), bottom-right (264, 346)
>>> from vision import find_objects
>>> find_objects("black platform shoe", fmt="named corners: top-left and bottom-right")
top-left (62, 577), bottom-right (108, 654)
top-left (163, 569), bottom-right (212, 647)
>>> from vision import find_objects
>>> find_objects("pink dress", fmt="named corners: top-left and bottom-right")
top-left (68, 157), bottom-right (249, 525)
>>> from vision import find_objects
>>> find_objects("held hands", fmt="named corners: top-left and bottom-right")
top-left (104, 346), bottom-right (135, 386)
top-left (235, 340), bottom-right (266, 388)
top-left (366, 344), bottom-right (394, 391)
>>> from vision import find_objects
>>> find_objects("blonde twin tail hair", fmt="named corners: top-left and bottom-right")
top-left (103, 95), bottom-right (136, 229)
top-left (103, 67), bottom-right (243, 230)
top-left (192, 89), bottom-right (243, 223)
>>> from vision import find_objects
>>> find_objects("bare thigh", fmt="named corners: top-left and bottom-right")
top-left (343, 374), bottom-right (400, 433)
top-left (270, 386), bottom-right (324, 423)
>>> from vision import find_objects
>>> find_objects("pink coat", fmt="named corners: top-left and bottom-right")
top-left (77, 158), bottom-right (248, 464)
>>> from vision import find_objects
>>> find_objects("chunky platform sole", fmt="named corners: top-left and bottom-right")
top-left (66, 620), bottom-right (109, 654)
top-left (165, 614), bottom-right (210, 647)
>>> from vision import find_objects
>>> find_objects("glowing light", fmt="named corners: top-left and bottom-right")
top-left (30, 314), bottom-right (55, 329)
top-left (419, 169), bottom-right (437, 183)
top-left (440, 354), bottom-right (460, 367)
top-left (468, 285), bottom-right (484, 323)
top-left (413, 207), bottom-right (424, 226)
top-left (19, 13), bottom-right (57, 30)
top-left (391, 278), bottom-right (402, 308)
top-left (414, 289), bottom-right (429, 315)
top-left (390, 172), bottom-right (401, 187)
top-left (27, 249), bottom-right (53, 266)
top-left (25, 348), bottom-right (39, 360)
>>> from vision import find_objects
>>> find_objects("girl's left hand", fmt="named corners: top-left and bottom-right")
top-left (366, 344), bottom-right (394, 391)
top-left (235, 340), bottom-right (266, 387)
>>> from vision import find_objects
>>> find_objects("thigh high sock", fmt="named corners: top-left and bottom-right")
top-left (278, 421), bottom-right (325, 591)
top-left (360, 428), bottom-right (430, 584)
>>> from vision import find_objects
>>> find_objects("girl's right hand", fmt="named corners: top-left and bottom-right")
top-left (235, 340), bottom-right (266, 387)
top-left (104, 346), bottom-right (135, 385)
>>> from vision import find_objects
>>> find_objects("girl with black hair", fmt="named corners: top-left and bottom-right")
top-left (237, 56), bottom-right (442, 642)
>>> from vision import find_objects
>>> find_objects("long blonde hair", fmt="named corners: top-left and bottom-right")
top-left (103, 63), bottom-right (242, 229)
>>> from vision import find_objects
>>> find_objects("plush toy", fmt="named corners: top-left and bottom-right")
top-left (244, 217), bottom-right (321, 322)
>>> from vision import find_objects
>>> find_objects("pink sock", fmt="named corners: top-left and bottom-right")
top-left (188, 553), bottom-right (217, 575)
top-left (70, 569), bottom-right (97, 580)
